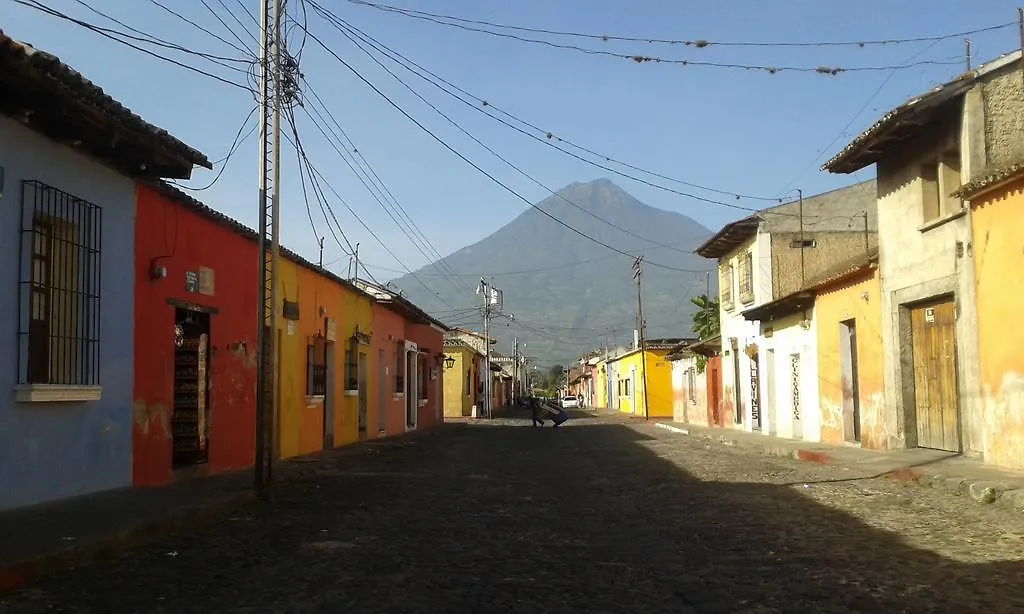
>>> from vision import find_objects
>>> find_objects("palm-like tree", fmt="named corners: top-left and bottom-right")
top-left (690, 294), bottom-right (720, 340)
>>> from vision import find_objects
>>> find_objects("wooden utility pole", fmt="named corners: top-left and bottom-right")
top-left (632, 256), bottom-right (649, 420)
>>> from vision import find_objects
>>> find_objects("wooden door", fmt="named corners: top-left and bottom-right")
top-left (911, 299), bottom-right (961, 452)
top-left (707, 356), bottom-right (723, 427)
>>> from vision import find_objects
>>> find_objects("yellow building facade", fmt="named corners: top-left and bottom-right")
top-left (275, 252), bottom-right (375, 461)
top-left (608, 348), bottom-right (674, 418)
top-left (813, 260), bottom-right (886, 449)
top-left (593, 359), bottom-right (608, 409)
top-left (442, 342), bottom-right (480, 418)
top-left (966, 172), bottom-right (1024, 468)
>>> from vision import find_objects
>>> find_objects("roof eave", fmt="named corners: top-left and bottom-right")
top-left (742, 291), bottom-right (815, 322)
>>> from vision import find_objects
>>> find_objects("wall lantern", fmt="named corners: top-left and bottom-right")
top-left (435, 352), bottom-right (456, 369)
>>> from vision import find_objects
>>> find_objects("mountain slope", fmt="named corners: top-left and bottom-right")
top-left (392, 178), bottom-right (717, 365)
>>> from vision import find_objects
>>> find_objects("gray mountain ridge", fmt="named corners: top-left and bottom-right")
top-left (392, 178), bottom-right (718, 366)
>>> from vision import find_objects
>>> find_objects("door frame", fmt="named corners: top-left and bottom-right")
top-left (904, 295), bottom-right (962, 452)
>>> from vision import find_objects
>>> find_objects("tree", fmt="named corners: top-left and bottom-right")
top-left (689, 294), bottom-right (720, 374)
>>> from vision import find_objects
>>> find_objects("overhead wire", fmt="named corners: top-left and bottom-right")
top-left (13, 0), bottom-right (255, 91)
top-left (172, 105), bottom-right (258, 191)
top-left (297, 95), bottom-right (474, 298)
top-left (144, 0), bottom-right (255, 58)
top-left (300, 13), bottom-right (715, 273)
top-left (287, 123), bottom-right (461, 309)
top-left (314, 4), bottom-right (778, 204)
top-left (346, 0), bottom-right (1017, 49)
top-left (300, 79), bottom-right (473, 293)
top-left (342, 0), bottom-right (971, 75)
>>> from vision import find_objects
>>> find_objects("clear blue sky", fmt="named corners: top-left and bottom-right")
top-left (5, 0), bottom-right (1021, 291)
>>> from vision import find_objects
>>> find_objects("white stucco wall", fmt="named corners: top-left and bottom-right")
top-left (758, 313), bottom-right (820, 442)
top-left (717, 231), bottom-right (772, 432)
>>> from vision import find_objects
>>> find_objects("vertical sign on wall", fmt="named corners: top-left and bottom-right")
top-left (750, 355), bottom-right (761, 430)
top-left (185, 271), bottom-right (199, 293)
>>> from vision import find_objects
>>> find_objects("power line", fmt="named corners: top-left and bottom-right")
top-left (320, 8), bottom-right (778, 203)
top-left (341, 0), bottom-right (971, 75)
top-left (286, 121), bottom-right (460, 310)
top-left (15, 0), bottom-right (255, 91)
top-left (318, 9), bottom-right (781, 221)
top-left (348, 0), bottom-right (1016, 49)
top-left (285, 106), bottom-right (359, 262)
top-left (172, 105), bottom-right (258, 191)
top-left (775, 38), bottom-right (946, 196)
top-left (297, 96), bottom-right (472, 298)
top-left (143, 0), bottom-right (254, 58)
top-left (300, 79), bottom-right (473, 293)
top-left (320, 15), bottom-right (712, 256)
top-left (70, 0), bottom-right (255, 67)
top-left (301, 14), bottom-right (716, 273)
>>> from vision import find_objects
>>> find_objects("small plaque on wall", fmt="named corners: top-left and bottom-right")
top-left (198, 266), bottom-right (215, 296)
top-left (185, 270), bottom-right (199, 293)
top-left (325, 318), bottom-right (337, 342)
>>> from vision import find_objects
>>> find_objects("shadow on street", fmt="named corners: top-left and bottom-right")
top-left (2, 415), bottom-right (1022, 612)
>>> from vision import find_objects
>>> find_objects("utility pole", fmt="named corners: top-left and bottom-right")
top-left (352, 242), bottom-right (360, 282)
top-left (797, 188), bottom-right (805, 287)
top-left (965, 38), bottom-right (973, 72)
top-left (632, 256), bottom-right (649, 421)
top-left (512, 336), bottom-right (518, 404)
top-left (317, 237), bottom-right (324, 269)
top-left (254, 0), bottom-right (283, 498)
top-left (705, 271), bottom-right (711, 339)
top-left (477, 278), bottom-right (503, 419)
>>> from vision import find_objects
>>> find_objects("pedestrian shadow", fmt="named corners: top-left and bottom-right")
top-left (4, 422), bottom-right (1024, 612)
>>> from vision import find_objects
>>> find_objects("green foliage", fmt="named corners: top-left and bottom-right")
top-left (690, 294), bottom-right (720, 374)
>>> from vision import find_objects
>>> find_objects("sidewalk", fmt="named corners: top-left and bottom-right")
top-left (0, 423), bottom-right (464, 592)
top-left (644, 417), bottom-right (1024, 510)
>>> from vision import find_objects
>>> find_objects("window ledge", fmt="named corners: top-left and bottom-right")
top-left (722, 300), bottom-right (735, 312)
top-left (305, 395), bottom-right (325, 405)
top-left (344, 390), bottom-right (359, 397)
top-left (15, 384), bottom-right (102, 403)
top-left (739, 291), bottom-right (755, 305)
top-left (393, 393), bottom-right (404, 399)
top-left (919, 208), bottom-right (966, 233)
top-left (418, 399), bottom-right (428, 407)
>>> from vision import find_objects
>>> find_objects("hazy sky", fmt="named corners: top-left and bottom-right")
top-left (6, 0), bottom-right (1021, 295)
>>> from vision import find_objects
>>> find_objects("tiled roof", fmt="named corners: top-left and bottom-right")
top-left (823, 51), bottom-right (1022, 174)
top-left (146, 181), bottom-right (449, 329)
top-left (0, 29), bottom-right (210, 178)
top-left (954, 160), bottom-right (1024, 199)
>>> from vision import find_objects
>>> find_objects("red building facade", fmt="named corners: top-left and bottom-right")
top-left (132, 183), bottom-right (257, 486)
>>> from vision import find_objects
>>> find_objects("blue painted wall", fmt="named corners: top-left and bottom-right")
top-left (0, 116), bottom-right (135, 510)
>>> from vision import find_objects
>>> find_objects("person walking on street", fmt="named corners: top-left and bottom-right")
top-left (530, 396), bottom-right (545, 427)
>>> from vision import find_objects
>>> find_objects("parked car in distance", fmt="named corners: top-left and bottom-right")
top-left (561, 395), bottom-right (579, 409)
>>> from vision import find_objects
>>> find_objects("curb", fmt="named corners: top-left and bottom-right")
top-left (653, 422), bottom-right (1024, 511)
top-left (654, 422), bottom-right (690, 435)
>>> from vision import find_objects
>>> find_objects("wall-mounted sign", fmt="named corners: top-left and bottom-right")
top-left (185, 270), bottom-right (199, 293)
top-left (287, 320), bottom-right (296, 336)
top-left (925, 307), bottom-right (936, 324)
top-left (198, 266), bottom-right (215, 296)
top-left (283, 299), bottom-right (300, 321)
top-left (325, 318), bottom-right (337, 342)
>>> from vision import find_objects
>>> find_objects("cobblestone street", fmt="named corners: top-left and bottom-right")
top-left (4, 412), bottom-right (1024, 613)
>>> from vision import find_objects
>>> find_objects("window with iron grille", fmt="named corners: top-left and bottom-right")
top-left (306, 335), bottom-right (327, 396)
top-left (394, 343), bottom-right (404, 393)
top-left (419, 354), bottom-right (428, 400)
top-left (344, 345), bottom-right (358, 391)
top-left (18, 180), bottom-right (102, 387)
top-left (739, 252), bottom-right (754, 302)
top-left (720, 263), bottom-right (734, 310)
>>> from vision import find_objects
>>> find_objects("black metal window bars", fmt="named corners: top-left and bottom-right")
top-left (18, 180), bottom-right (102, 387)
top-left (306, 334), bottom-right (327, 396)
